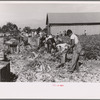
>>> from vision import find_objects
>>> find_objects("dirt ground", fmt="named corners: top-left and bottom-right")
top-left (9, 47), bottom-right (100, 82)
top-left (0, 37), bottom-right (100, 82)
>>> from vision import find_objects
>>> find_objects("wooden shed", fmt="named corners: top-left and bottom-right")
top-left (46, 13), bottom-right (100, 35)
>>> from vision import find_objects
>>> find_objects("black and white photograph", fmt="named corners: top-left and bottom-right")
top-left (1, 1), bottom-right (100, 99)
top-left (0, 1), bottom-right (100, 83)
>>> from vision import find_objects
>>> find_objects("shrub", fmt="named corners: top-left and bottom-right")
top-left (79, 34), bottom-right (100, 60)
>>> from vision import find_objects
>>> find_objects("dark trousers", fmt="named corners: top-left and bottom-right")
top-left (47, 43), bottom-right (56, 53)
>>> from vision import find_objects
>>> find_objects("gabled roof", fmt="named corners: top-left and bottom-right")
top-left (46, 13), bottom-right (100, 25)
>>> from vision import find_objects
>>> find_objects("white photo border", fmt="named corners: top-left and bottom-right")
top-left (0, 1), bottom-right (100, 99)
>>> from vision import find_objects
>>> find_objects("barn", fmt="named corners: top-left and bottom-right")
top-left (46, 13), bottom-right (100, 35)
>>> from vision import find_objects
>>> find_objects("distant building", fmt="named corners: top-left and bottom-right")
top-left (46, 13), bottom-right (100, 35)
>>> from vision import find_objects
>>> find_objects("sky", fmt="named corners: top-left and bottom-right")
top-left (1, 2), bottom-right (100, 29)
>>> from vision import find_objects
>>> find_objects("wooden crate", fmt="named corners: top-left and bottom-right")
top-left (0, 61), bottom-right (10, 82)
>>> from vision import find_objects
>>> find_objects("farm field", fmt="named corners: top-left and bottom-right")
top-left (0, 34), bottom-right (100, 82)
top-left (9, 52), bottom-right (100, 82)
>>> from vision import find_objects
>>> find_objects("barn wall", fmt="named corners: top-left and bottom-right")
top-left (50, 25), bottom-right (100, 35)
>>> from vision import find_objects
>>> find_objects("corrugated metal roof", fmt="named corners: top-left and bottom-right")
top-left (46, 13), bottom-right (100, 25)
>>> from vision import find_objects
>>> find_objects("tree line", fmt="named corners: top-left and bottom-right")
top-left (0, 22), bottom-right (47, 36)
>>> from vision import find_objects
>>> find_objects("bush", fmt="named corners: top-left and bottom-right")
top-left (79, 34), bottom-right (100, 60)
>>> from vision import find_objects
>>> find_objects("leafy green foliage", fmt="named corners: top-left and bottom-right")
top-left (79, 34), bottom-right (100, 60)
top-left (2, 22), bottom-right (19, 34)
top-left (23, 26), bottom-right (31, 34)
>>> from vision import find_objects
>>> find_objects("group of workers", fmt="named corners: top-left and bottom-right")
top-left (35, 29), bottom-right (82, 73)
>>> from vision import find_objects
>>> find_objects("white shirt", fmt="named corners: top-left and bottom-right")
top-left (70, 33), bottom-right (79, 44)
top-left (34, 31), bottom-right (37, 35)
top-left (57, 43), bottom-right (69, 52)
top-left (39, 32), bottom-right (43, 37)
top-left (46, 35), bottom-right (52, 41)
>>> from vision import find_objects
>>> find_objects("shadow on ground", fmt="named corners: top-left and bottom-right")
top-left (9, 72), bottom-right (18, 82)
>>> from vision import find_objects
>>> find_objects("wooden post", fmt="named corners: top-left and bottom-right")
top-left (47, 24), bottom-right (51, 34)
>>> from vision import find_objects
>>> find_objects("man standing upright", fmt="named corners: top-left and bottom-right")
top-left (66, 29), bottom-right (82, 73)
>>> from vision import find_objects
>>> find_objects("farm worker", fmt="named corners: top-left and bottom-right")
top-left (33, 31), bottom-right (38, 46)
top-left (39, 31), bottom-right (43, 38)
top-left (55, 35), bottom-right (63, 45)
top-left (38, 34), bottom-right (46, 49)
top-left (45, 34), bottom-right (52, 52)
top-left (56, 43), bottom-right (69, 53)
top-left (35, 33), bottom-right (40, 47)
top-left (46, 34), bottom-right (56, 53)
top-left (34, 31), bottom-right (37, 35)
top-left (66, 29), bottom-right (82, 73)
top-left (56, 43), bottom-right (70, 68)
top-left (37, 31), bottom-right (43, 49)
top-left (46, 34), bottom-right (52, 41)
top-left (57, 43), bottom-right (69, 63)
